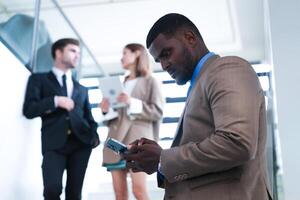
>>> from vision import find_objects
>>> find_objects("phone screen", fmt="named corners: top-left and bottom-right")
top-left (105, 138), bottom-right (128, 154)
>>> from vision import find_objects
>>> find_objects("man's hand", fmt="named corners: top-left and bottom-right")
top-left (57, 96), bottom-right (74, 111)
top-left (122, 138), bottom-right (162, 175)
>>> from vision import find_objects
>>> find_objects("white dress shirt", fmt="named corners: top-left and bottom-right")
top-left (123, 78), bottom-right (143, 114)
top-left (52, 67), bottom-right (74, 107)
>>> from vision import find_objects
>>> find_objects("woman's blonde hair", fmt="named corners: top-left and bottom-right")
top-left (124, 43), bottom-right (152, 78)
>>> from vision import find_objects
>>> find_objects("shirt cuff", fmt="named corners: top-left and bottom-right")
top-left (158, 158), bottom-right (165, 176)
top-left (128, 97), bottom-right (143, 114)
top-left (54, 96), bottom-right (58, 108)
top-left (157, 160), bottom-right (165, 183)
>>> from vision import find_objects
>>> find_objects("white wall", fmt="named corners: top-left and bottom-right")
top-left (266, 0), bottom-right (300, 199)
top-left (0, 42), bottom-right (43, 199)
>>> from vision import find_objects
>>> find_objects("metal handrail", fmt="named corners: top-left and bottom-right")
top-left (51, 0), bottom-right (107, 78)
top-left (28, 0), bottom-right (107, 78)
top-left (29, 0), bottom-right (41, 72)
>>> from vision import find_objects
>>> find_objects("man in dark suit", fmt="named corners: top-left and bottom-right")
top-left (23, 38), bottom-right (99, 200)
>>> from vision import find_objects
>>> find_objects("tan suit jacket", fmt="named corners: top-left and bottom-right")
top-left (160, 55), bottom-right (272, 200)
top-left (103, 75), bottom-right (164, 164)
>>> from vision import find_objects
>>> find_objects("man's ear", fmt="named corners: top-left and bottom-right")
top-left (183, 30), bottom-right (197, 47)
top-left (55, 49), bottom-right (63, 59)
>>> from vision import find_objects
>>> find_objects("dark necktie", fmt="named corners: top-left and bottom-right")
top-left (62, 74), bottom-right (67, 97)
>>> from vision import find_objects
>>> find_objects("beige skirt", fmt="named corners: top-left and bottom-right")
top-left (102, 120), bottom-right (154, 165)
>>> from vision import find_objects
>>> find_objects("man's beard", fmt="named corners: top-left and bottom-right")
top-left (62, 60), bottom-right (76, 69)
top-left (176, 47), bottom-right (194, 85)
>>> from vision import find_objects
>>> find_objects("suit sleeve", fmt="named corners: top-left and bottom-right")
top-left (23, 74), bottom-right (56, 119)
top-left (161, 59), bottom-right (264, 183)
top-left (133, 77), bottom-right (164, 122)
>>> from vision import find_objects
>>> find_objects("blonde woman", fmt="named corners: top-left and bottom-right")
top-left (100, 43), bottom-right (164, 200)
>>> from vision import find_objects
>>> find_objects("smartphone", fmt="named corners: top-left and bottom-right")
top-left (105, 137), bottom-right (128, 154)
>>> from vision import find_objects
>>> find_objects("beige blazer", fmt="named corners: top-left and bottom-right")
top-left (160, 55), bottom-right (272, 200)
top-left (103, 75), bottom-right (164, 164)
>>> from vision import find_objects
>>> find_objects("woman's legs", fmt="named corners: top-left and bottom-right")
top-left (130, 171), bottom-right (150, 200)
top-left (111, 170), bottom-right (128, 200)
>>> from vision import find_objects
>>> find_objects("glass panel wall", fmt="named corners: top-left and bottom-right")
top-left (0, 0), bottom-right (36, 70)
top-left (0, 0), bottom-right (104, 77)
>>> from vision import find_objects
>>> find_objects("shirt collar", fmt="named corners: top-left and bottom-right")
top-left (187, 52), bottom-right (215, 96)
top-left (52, 67), bottom-right (72, 80)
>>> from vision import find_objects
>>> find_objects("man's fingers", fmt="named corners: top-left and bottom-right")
top-left (135, 143), bottom-right (159, 152)
top-left (126, 160), bottom-right (142, 172)
top-left (126, 160), bottom-right (135, 168)
top-left (131, 167), bottom-right (142, 173)
top-left (139, 137), bottom-right (157, 145)
top-left (127, 144), bottom-right (139, 154)
top-left (129, 139), bottom-right (140, 146)
top-left (67, 99), bottom-right (74, 111)
top-left (122, 151), bottom-right (141, 161)
top-left (67, 103), bottom-right (74, 111)
top-left (125, 145), bottom-right (151, 156)
top-left (128, 138), bottom-right (156, 146)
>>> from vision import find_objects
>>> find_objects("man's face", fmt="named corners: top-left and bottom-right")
top-left (59, 44), bottom-right (80, 69)
top-left (149, 33), bottom-right (194, 85)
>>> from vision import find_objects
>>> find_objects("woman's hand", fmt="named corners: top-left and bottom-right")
top-left (117, 92), bottom-right (131, 106)
top-left (99, 98), bottom-right (110, 113)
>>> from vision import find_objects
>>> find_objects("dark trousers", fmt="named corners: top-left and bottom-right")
top-left (42, 135), bottom-right (92, 200)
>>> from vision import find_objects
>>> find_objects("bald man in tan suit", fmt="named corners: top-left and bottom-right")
top-left (123, 13), bottom-right (272, 200)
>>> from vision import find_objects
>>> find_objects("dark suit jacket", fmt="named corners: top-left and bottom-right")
top-left (23, 71), bottom-right (99, 154)
top-left (159, 55), bottom-right (271, 200)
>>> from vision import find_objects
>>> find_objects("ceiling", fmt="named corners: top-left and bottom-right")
top-left (0, 0), bottom-right (265, 77)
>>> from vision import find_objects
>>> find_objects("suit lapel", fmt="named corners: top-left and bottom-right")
top-left (171, 106), bottom-right (186, 147)
top-left (171, 56), bottom-right (220, 147)
top-left (47, 71), bottom-right (64, 95)
top-left (171, 77), bottom-right (198, 147)
top-left (71, 78), bottom-right (80, 100)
